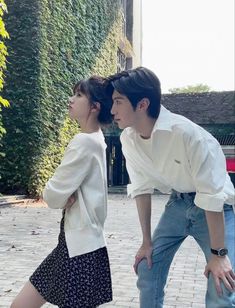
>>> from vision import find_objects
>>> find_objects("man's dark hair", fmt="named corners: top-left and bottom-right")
top-left (105, 67), bottom-right (161, 119)
top-left (73, 76), bottom-right (113, 125)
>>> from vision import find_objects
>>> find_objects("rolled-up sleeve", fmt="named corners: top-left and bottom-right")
top-left (126, 161), bottom-right (154, 198)
top-left (43, 136), bottom-right (92, 209)
top-left (187, 133), bottom-right (228, 212)
top-left (121, 132), bottom-right (154, 199)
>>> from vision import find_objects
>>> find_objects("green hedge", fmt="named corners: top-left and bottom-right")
top-left (0, 0), bottom-right (9, 161)
top-left (1, 0), bottom-right (122, 196)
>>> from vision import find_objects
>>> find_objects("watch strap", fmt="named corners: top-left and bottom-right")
top-left (210, 248), bottom-right (228, 256)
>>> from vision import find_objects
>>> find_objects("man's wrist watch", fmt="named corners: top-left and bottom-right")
top-left (210, 248), bottom-right (228, 257)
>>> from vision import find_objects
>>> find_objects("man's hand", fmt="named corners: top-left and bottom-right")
top-left (204, 255), bottom-right (235, 296)
top-left (134, 242), bottom-right (153, 274)
top-left (65, 192), bottom-right (77, 210)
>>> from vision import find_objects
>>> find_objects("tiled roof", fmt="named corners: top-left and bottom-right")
top-left (162, 91), bottom-right (235, 124)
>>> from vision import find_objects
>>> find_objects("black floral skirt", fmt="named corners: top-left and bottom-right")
top-left (30, 213), bottom-right (112, 308)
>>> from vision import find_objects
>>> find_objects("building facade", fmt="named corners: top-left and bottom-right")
top-left (106, 0), bottom-right (142, 186)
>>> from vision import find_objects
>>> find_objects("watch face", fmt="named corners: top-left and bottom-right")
top-left (219, 248), bottom-right (228, 256)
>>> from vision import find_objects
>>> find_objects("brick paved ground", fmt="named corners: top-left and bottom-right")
top-left (0, 194), bottom-right (207, 308)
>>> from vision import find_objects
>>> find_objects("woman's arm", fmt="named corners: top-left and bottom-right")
top-left (43, 137), bottom-right (92, 209)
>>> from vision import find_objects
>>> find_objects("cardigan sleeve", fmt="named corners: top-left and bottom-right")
top-left (43, 135), bottom-right (93, 209)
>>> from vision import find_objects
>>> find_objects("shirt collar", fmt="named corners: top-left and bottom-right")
top-left (125, 105), bottom-right (173, 137)
top-left (152, 105), bottom-right (173, 133)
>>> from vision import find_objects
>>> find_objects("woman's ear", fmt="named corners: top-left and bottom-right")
top-left (137, 98), bottom-right (150, 111)
top-left (91, 102), bottom-right (101, 112)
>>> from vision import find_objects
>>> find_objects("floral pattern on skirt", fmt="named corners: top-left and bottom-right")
top-left (30, 213), bottom-right (112, 308)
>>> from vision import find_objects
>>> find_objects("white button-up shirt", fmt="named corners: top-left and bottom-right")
top-left (121, 105), bottom-right (235, 212)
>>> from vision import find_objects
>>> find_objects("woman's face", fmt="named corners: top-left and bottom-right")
top-left (68, 90), bottom-right (91, 122)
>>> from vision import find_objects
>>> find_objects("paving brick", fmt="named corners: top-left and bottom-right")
top-left (0, 194), bottom-right (207, 307)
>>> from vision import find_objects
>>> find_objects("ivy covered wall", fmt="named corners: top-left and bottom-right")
top-left (0, 0), bottom-right (9, 160)
top-left (0, 0), bottom-right (122, 196)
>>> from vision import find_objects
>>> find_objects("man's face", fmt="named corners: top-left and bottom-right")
top-left (111, 90), bottom-right (137, 129)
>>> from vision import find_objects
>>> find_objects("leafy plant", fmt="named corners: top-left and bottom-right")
top-left (0, 0), bottom-right (9, 162)
top-left (169, 84), bottom-right (211, 94)
top-left (1, 0), bottom-right (123, 196)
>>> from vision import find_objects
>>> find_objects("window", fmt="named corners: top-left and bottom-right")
top-left (117, 48), bottom-right (126, 72)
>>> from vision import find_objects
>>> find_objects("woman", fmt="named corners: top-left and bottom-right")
top-left (11, 76), bottom-right (113, 308)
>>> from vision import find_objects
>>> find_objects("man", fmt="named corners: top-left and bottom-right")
top-left (105, 67), bottom-right (235, 307)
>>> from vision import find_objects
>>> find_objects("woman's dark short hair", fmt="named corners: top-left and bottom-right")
top-left (105, 67), bottom-right (161, 119)
top-left (73, 76), bottom-right (113, 125)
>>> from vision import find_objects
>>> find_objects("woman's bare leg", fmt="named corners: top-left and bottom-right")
top-left (11, 281), bottom-right (46, 308)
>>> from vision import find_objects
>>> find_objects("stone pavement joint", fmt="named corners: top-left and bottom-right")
top-left (0, 194), bottom-right (207, 307)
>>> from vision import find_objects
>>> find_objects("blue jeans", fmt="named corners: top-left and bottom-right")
top-left (137, 192), bottom-right (235, 308)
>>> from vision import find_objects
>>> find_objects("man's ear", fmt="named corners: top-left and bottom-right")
top-left (137, 98), bottom-right (150, 111)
